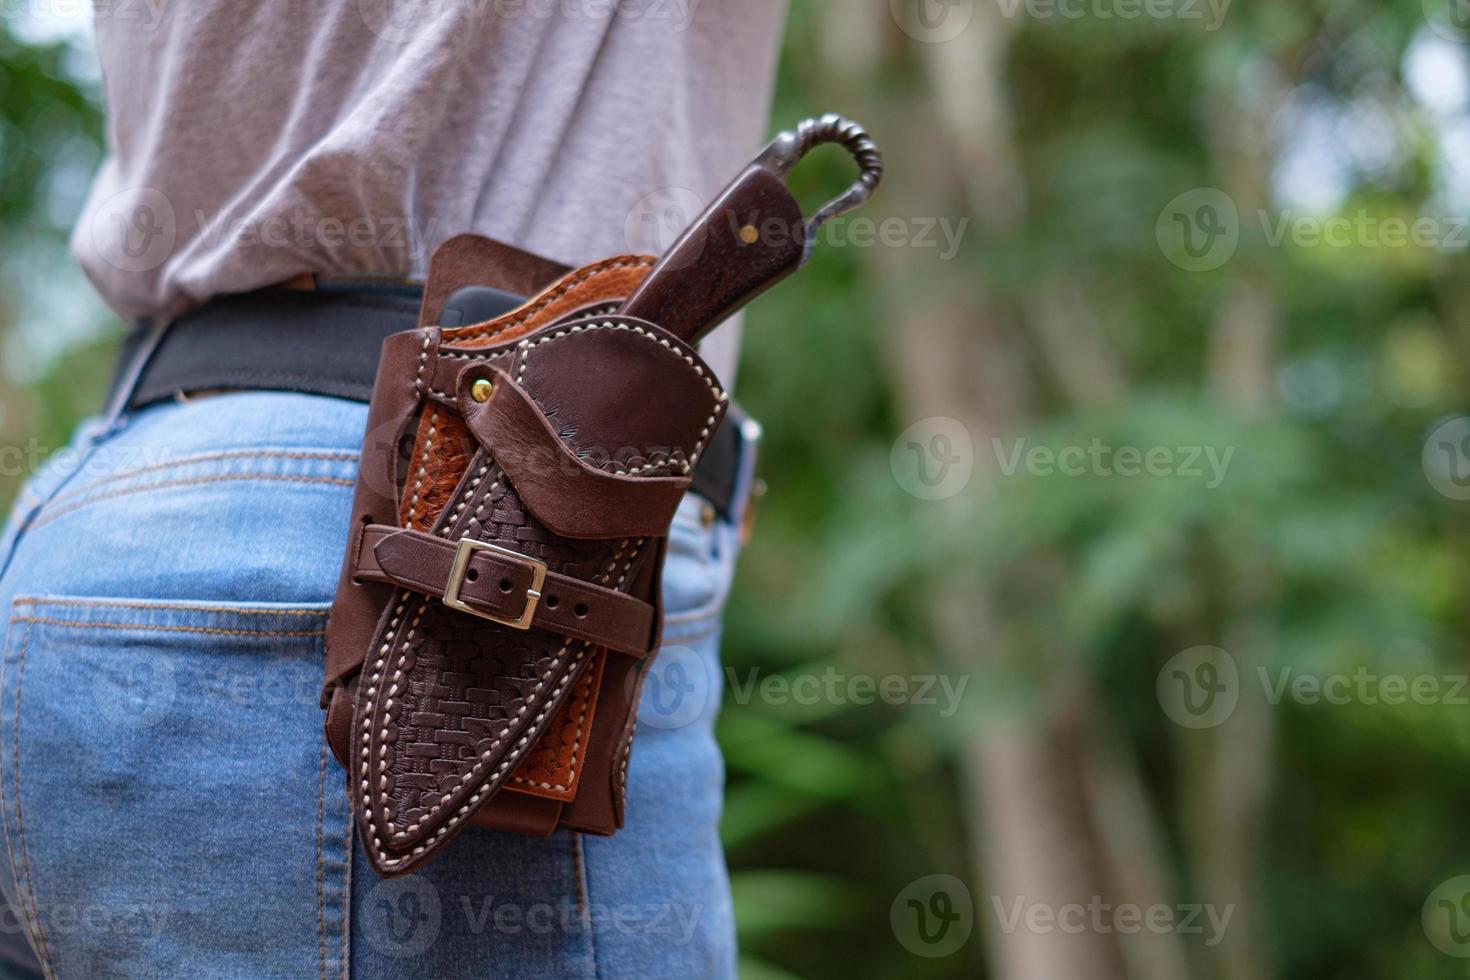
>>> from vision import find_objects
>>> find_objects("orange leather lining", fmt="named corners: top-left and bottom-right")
top-left (399, 411), bottom-right (474, 531)
top-left (442, 254), bottom-right (655, 348)
top-left (507, 651), bottom-right (606, 803)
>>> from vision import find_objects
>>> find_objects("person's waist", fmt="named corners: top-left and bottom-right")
top-left (102, 280), bottom-right (756, 522)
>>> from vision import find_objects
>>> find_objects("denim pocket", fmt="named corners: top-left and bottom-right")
top-left (0, 595), bottom-right (351, 980)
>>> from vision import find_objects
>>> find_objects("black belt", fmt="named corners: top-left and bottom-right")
top-left (104, 284), bottom-right (751, 520)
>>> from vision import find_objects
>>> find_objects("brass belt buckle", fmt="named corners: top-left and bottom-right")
top-left (443, 538), bottom-right (547, 629)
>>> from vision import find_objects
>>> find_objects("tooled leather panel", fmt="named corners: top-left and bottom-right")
top-left (399, 411), bottom-right (473, 531)
top-left (507, 651), bottom-right (605, 803)
top-left (356, 316), bottom-right (726, 874)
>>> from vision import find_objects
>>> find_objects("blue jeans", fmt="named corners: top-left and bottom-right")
top-left (0, 391), bottom-right (744, 979)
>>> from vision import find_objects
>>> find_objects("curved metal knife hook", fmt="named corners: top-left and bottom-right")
top-left (754, 113), bottom-right (884, 264)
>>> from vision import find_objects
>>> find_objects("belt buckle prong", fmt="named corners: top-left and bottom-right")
top-left (442, 538), bottom-right (547, 630)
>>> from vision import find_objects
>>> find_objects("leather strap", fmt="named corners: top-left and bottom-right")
top-left (352, 524), bottom-right (658, 658)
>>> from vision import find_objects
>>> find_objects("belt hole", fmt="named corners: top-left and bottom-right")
top-left (545, 595), bottom-right (560, 609)
top-left (499, 578), bottom-right (513, 593)
top-left (465, 568), bottom-right (479, 582)
top-left (573, 602), bottom-right (589, 618)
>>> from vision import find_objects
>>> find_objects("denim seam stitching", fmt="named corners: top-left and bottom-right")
top-left (46, 448), bottom-right (360, 510)
top-left (572, 832), bottom-right (602, 978)
top-left (0, 619), bottom-right (25, 956)
top-left (316, 737), bottom-right (328, 980)
top-left (510, 662), bottom-right (594, 794)
top-left (9, 617), bottom-right (325, 638)
top-left (340, 801), bottom-right (352, 979)
top-left (13, 597), bottom-right (327, 617)
top-left (7, 617), bottom-right (55, 978)
top-left (28, 473), bottom-right (356, 533)
top-left (663, 603), bottom-right (725, 625)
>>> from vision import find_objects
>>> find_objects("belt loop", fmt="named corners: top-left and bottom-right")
top-left (101, 315), bottom-right (172, 435)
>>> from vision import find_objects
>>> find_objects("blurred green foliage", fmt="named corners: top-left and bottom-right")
top-left (6, 4), bottom-right (1470, 979)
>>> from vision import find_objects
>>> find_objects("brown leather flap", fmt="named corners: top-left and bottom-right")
top-left (457, 365), bottom-right (690, 539)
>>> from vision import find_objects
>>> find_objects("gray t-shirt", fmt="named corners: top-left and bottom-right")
top-left (71, 0), bottom-right (787, 379)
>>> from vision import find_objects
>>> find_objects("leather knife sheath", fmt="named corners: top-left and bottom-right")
top-left (323, 236), bottom-right (727, 875)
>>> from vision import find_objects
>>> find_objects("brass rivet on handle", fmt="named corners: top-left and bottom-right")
top-left (739, 224), bottom-right (759, 244)
top-left (471, 379), bottom-right (494, 402)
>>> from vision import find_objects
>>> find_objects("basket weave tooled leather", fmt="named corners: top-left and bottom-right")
top-left (322, 238), bottom-right (726, 876)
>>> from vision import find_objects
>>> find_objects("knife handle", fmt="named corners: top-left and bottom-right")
top-left (619, 114), bottom-right (883, 345)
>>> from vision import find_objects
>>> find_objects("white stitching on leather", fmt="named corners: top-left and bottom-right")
top-left (510, 665), bottom-right (594, 794)
top-left (412, 329), bottom-right (432, 397)
top-left (366, 647), bottom-right (591, 870)
top-left (515, 321), bottom-right (728, 473)
top-left (404, 412), bottom-right (437, 529)
top-left (443, 256), bottom-right (653, 345)
top-left (441, 460), bottom-right (494, 534)
top-left (405, 329), bottom-right (437, 527)
top-left (427, 346), bottom-right (512, 398)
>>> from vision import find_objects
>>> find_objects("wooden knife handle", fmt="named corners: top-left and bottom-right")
top-left (619, 114), bottom-right (884, 346)
top-left (617, 165), bottom-right (806, 345)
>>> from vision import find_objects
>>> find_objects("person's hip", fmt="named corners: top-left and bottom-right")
top-left (0, 389), bottom-right (745, 978)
